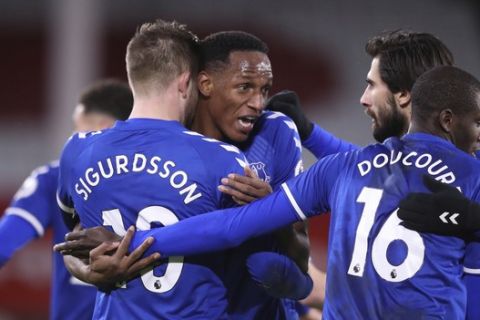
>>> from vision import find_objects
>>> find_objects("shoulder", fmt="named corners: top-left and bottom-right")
top-left (258, 111), bottom-right (299, 135)
top-left (181, 129), bottom-right (248, 169)
top-left (60, 130), bottom-right (110, 163)
top-left (12, 161), bottom-right (59, 202)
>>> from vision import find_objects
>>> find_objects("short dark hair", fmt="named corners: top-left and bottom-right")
top-left (79, 79), bottom-right (133, 120)
top-left (366, 30), bottom-right (454, 93)
top-left (200, 31), bottom-right (269, 71)
top-left (412, 66), bottom-right (480, 122)
top-left (126, 19), bottom-right (200, 90)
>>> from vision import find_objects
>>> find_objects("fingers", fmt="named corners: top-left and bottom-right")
top-left (422, 174), bottom-right (452, 193)
top-left (267, 90), bottom-right (298, 105)
top-left (115, 226), bottom-right (135, 257)
top-left (90, 241), bottom-right (120, 260)
top-left (218, 185), bottom-right (256, 204)
top-left (54, 239), bottom-right (89, 254)
top-left (400, 221), bottom-right (429, 233)
top-left (65, 229), bottom-right (86, 241)
top-left (126, 253), bottom-right (160, 279)
top-left (244, 166), bottom-right (257, 178)
top-left (232, 196), bottom-right (248, 206)
top-left (223, 173), bottom-right (272, 192)
top-left (398, 192), bottom-right (436, 214)
top-left (128, 236), bottom-right (155, 262)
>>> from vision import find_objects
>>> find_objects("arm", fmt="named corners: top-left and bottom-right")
top-left (246, 251), bottom-right (313, 300)
top-left (0, 215), bottom-right (38, 266)
top-left (61, 226), bottom-right (159, 291)
top-left (129, 154), bottom-right (338, 257)
top-left (304, 124), bottom-right (358, 159)
top-left (219, 165), bottom-right (310, 272)
top-left (300, 261), bottom-right (326, 310)
top-left (0, 164), bottom-right (56, 266)
top-left (266, 90), bottom-right (358, 159)
top-left (131, 188), bottom-right (302, 257)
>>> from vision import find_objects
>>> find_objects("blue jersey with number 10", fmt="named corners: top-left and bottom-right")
top-left (57, 118), bottom-right (247, 319)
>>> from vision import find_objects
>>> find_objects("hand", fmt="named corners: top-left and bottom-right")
top-left (266, 90), bottom-right (313, 141)
top-left (84, 226), bottom-right (160, 292)
top-left (54, 225), bottom-right (122, 259)
top-left (218, 166), bottom-right (272, 205)
top-left (398, 175), bottom-right (480, 237)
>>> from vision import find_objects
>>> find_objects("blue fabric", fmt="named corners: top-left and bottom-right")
top-left (226, 111), bottom-right (304, 319)
top-left (464, 273), bottom-right (480, 320)
top-left (132, 132), bottom-right (479, 319)
top-left (303, 123), bottom-right (357, 159)
top-left (58, 118), bottom-right (248, 319)
top-left (0, 215), bottom-right (38, 265)
top-left (0, 163), bottom-right (95, 320)
top-left (246, 251), bottom-right (313, 300)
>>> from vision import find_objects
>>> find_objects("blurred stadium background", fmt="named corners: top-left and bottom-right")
top-left (0, 0), bottom-right (478, 318)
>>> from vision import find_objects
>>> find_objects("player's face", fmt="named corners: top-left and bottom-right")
top-left (360, 57), bottom-right (409, 142)
top-left (207, 51), bottom-right (273, 143)
top-left (451, 94), bottom-right (480, 155)
top-left (72, 104), bottom-right (114, 132)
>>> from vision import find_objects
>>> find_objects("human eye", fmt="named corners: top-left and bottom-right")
top-left (261, 85), bottom-right (271, 96)
top-left (238, 83), bottom-right (251, 92)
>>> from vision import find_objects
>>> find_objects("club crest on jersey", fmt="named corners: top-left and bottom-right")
top-left (250, 162), bottom-right (270, 182)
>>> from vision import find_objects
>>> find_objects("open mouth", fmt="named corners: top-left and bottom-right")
top-left (238, 115), bottom-right (258, 130)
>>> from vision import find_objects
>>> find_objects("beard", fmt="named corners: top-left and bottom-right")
top-left (373, 96), bottom-right (409, 143)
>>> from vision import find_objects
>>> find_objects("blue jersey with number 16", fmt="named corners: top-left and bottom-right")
top-left (133, 132), bottom-right (480, 319)
top-left (57, 118), bottom-right (247, 320)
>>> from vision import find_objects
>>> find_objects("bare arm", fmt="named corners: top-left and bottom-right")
top-left (58, 226), bottom-right (160, 291)
top-left (300, 261), bottom-right (326, 310)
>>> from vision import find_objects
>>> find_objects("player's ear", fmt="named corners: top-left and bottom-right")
top-left (439, 108), bottom-right (454, 133)
top-left (198, 71), bottom-right (213, 97)
top-left (178, 71), bottom-right (192, 99)
top-left (393, 90), bottom-right (411, 109)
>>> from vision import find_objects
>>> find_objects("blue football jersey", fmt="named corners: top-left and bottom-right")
top-left (226, 111), bottom-right (303, 319)
top-left (464, 149), bottom-right (480, 276)
top-left (0, 162), bottom-right (95, 320)
top-left (57, 118), bottom-right (247, 319)
top-left (283, 133), bottom-right (480, 319)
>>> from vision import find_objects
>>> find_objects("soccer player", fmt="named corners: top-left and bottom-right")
top-left (268, 30), bottom-right (453, 152)
top-left (267, 29), bottom-right (454, 314)
top-left (0, 79), bottom-right (133, 320)
top-left (127, 65), bottom-right (480, 319)
top-left (192, 31), bottom-right (310, 319)
top-left (56, 20), bottom-right (254, 319)
top-left (57, 30), bottom-right (312, 319)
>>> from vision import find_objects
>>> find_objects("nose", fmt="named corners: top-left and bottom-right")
top-left (248, 93), bottom-right (265, 113)
top-left (360, 87), bottom-right (370, 108)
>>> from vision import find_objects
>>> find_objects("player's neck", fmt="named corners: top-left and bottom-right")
top-left (190, 101), bottom-right (224, 141)
top-left (408, 123), bottom-right (449, 142)
top-left (129, 94), bottom-right (183, 122)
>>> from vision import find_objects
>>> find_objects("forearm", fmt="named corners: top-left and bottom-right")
top-left (246, 251), bottom-right (313, 300)
top-left (304, 124), bottom-right (358, 159)
top-left (0, 215), bottom-right (38, 266)
top-left (63, 255), bottom-right (92, 284)
top-left (131, 190), bottom-right (301, 257)
top-left (274, 222), bottom-right (310, 272)
top-left (301, 261), bottom-right (326, 310)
